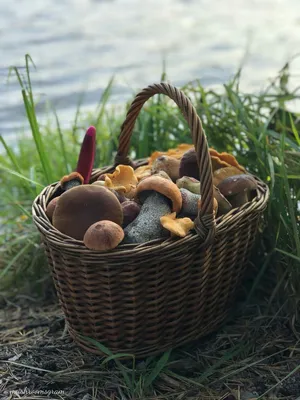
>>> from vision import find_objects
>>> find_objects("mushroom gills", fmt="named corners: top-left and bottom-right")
top-left (123, 192), bottom-right (171, 244)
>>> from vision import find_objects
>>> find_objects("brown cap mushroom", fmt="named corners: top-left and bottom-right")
top-left (179, 149), bottom-right (199, 180)
top-left (60, 172), bottom-right (84, 191)
top-left (123, 176), bottom-right (182, 243)
top-left (136, 175), bottom-right (182, 213)
top-left (151, 155), bottom-right (180, 181)
top-left (83, 220), bottom-right (124, 251)
top-left (160, 212), bottom-right (194, 237)
top-left (213, 166), bottom-right (245, 186)
top-left (121, 200), bottom-right (141, 227)
top-left (217, 174), bottom-right (258, 208)
top-left (52, 185), bottom-right (123, 240)
top-left (45, 197), bottom-right (59, 221)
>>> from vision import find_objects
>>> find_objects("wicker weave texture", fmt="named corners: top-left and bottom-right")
top-left (32, 83), bottom-right (269, 357)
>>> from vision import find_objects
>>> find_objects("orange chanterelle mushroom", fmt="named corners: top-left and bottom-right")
top-left (160, 212), bottom-right (194, 238)
top-left (104, 165), bottom-right (138, 197)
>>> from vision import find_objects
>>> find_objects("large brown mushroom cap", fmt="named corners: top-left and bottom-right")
top-left (52, 185), bottom-right (123, 240)
top-left (135, 175), bottom-right (182, 213)
top-left (83, 220), bottom-right (124, 251)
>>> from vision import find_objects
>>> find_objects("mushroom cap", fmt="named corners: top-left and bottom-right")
top-left (45, 197), bottom-right (59, 221)
top-left (60, 172), bottom-right (84, 190)
top-left (104, 165), bottom-right (138, 196)
top-left (149, 170), bottom-right (172, 181)
top-left (52, 185), bottom-right (123, 240)
top-left (209, 149), bottom-right (245, 172)
top-left (179, 149), bottom-right (200, 180)
top-left (83, 220), bottom-right (124, 251)
top-left (217, 174), bottom-right (258, 198)
top-left (176, 176), bottom-right (200, 194)
top-left (135, 175), bottom-right (182, 213)
top-left (134, 165), bottom-right (152, 181)
top-left (91, 180), bottom-right (106, 187)
top-left (160, 212), bottom-right (194, 237)
top-left (121, 200), bottom-right (141, 227)
top-left (148, 143), bottom-right (194, 165)
top-left (151, 155), bottom-right (180, 181)
top-left (213, 166), bottom-right (244, 186)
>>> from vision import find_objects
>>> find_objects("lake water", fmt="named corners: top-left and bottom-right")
top-left (1, 0), bottom-right (300, 143)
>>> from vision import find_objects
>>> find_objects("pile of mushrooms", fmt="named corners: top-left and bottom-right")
top-left (46, 130), bottom-right (258, 251)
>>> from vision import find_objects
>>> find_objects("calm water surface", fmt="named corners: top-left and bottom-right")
top-left (1, 0), bottom-right (300, 142)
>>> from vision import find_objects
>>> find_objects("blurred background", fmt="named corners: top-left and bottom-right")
top-left (1, 0), bottom-right (300, 141)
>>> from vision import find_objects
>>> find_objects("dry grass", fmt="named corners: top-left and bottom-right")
top-left (1, 278), bottom-right (299, 400)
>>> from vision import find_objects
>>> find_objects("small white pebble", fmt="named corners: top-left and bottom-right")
top-left (228, 190), bottom-right (232, 195)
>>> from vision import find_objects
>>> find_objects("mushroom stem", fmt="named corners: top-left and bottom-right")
top-left (76, 126), bottom-right (96, 184)
top-left (230, 191), bottom-right (249, 208)
top-left (123, 192), bottom-right (171, 243)
top-left (180, 188), bottom-right (201, 216)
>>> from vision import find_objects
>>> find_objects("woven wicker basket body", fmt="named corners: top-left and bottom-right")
top-left (32, 83), bottom-right (269, 358)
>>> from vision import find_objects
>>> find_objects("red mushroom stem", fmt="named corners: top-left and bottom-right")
top-left (76, 126), bottom-right (96, 184)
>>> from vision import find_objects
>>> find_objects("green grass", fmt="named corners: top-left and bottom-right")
top-left (0, 56), bottom-right (299, 305)
top-left (0, 55), bottom-right (299, 399)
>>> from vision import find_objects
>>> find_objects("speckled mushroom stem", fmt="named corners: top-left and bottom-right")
top-left (123, 192), bottom-right (171, 243)
top-left (180, 188), bottom-right (201, 216)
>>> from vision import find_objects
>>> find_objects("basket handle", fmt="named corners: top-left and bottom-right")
top-left (115, 82), bottom-right (215, 241)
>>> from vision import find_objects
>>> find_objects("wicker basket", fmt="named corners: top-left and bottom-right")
top-left (32, 83), bottom-right (269, 358)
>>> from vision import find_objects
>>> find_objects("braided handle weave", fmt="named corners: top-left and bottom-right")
top-left (115, 83), bottom-right (215, 240)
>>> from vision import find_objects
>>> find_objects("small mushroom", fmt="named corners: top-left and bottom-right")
top-left (179, 149), bottom-right (199, 180)
top-left (121, 201), bottom-right (141, 227)
top-left (217, 174), bottom-right (258, 208)
top-left (160, 212), bottom-right (194, 238)
top-left (213, 166), bottom-right (245, 187)
top-left (83, 220), bottom-right (124, 251)
top-left (176, 176), bottom-right (200, 194)
top-left (213, 186), bottom-right (232, 216)
top-left (60, 172), bottom-right (84, 191)
top-left (52, 185), bottom-right (123, 240)
top-left (123, 176), bottom-right (182, 243)
top-left (45, 197), bottom-right (59, 221)
top-left (105, 165), bottom-right (138, 198)
top-left (151, 155), bottom-right (180, 181)
top-left (180, 188), bottom-right (201, 216)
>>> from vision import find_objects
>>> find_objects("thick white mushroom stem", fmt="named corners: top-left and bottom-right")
top-left (123, 192), bottom-right (171, 243)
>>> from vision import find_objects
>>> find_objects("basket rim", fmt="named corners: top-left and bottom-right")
top-left (31, 160), bottom-right (270, 257)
